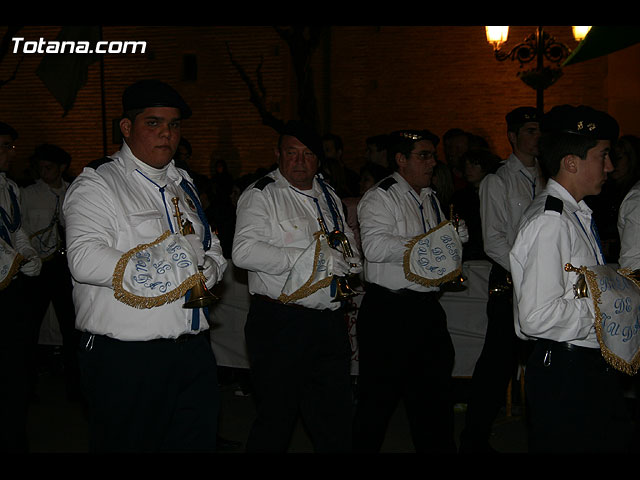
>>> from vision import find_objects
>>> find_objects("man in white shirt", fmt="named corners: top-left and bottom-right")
top-left (232, 120), bottom-right (361, 452)
top-left (63, 80), bottom-right (227, 452)
top-left (21, 144), bottom-right (80, 401)
top-left (510, 104), bottom-right (631, 452)
top-left (0, 121), bottom-right (42, 451)
top-left (460, 107), bottom-right (544, 453)
top-left (353, 129), bottom-right (465, 453)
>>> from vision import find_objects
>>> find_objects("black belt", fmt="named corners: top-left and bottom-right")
top-left (364, 282), bottom-right (441, 300)
top-left (538, 339), bottom-right (600, 357)
top-left (252, 294), bottom-right (310, 310)
top-left (81, 331), bottom-right (204, 349)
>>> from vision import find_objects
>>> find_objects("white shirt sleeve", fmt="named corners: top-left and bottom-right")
top-left (618, 186), bottom-right (640, 270)
top-left (231, 186), bottom-right (304, 276)
top-left (479, 173), bottom-right (512, 271)
top-left (357, 189), bottom-right (411, 264)
top-left (510, 213), bottom-right (595, 343)
top-left (63, 169), bottom-right (125, 288)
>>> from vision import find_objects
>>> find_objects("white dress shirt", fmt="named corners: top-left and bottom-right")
top-left (63, 142), bottom-right (227, 341)
top-left (618, 179), bottom-right (640, 270)
top-left (480, 153), bottom-right (546, 271)
top-left (357, 171), bottom-right (446, 292)
top-left (232, 168), bottom-right (359, 311)
top-left (0, 172), bottom-right (38, 259)
top-left (510, 179), bottom-right (605, 348)
top-left (21, 178), bottom-right (69, 258)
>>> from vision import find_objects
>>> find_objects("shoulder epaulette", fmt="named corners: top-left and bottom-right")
top-left (254, 176), bottom-right (275, 190)
top-left (544, 195), bottom-right (563, 214)
top-left (378, 177), bottom-right (397, 191)
top-left (86, 156), bottom-right (114, 170)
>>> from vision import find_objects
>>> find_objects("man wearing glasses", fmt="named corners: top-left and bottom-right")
top-left (353, 129), bottom-right (467, 453)
top-left (0, 121), bottom-right (42, 451)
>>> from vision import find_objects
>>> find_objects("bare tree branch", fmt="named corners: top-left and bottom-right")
top-left (226, 41), bottom-right (285, 133)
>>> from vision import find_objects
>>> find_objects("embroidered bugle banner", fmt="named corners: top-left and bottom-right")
top-left (573, 264), bottom-right (640, 375)
top-left (278, 231), bottom-right (335, 308)
top-left (113, 230), bottom-right (204, 309)
top-left (403, 221), bottom-right (462, 287)
top-left (0, 237), bottom-right (23, 290)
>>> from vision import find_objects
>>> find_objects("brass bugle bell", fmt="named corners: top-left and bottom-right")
top-left (441, 204), bottom-right (467, 292)
top-left (318, 217), bottom-right (359, 302)
top-left (172, 197), bottom-right (219, 309)
top-left (564, 263), bottom-right (588, 298)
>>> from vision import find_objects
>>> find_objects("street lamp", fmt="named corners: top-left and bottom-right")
top-left (485, 26), bottom-right (591, 112)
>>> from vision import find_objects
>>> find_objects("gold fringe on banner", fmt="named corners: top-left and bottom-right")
top-left (0, 253), bottom-right (24, 291)
top-left (403, 220), bottom-right (462, 287)
top-left (579, 265), bottom-right (640, 376)
top-left (278, 231), bottom-right (334, 304)
top-left (112, 230), bottom-right (204, 309)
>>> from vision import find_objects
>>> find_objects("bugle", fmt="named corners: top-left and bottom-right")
top-left (318, 217), bottom-right (359, 302)
top-left (171, 197), bottom-right (219, 309)
top-left (441, 204), bottom-right (467, 292)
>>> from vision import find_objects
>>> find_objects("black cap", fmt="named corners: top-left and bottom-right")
top-left (122, 79), bottom-right (192, 119)
top-left (0, 121), bottom-right (18, 140)
top-left (542, 105), bottom-right (619, 142)
top-left (506, 107), bottom-right (540, 131)
top-left (280, 120), bottom-right (323, 158)
top-left (389, 129), bottom-right (440, 147)
top-left (30, 144), bottom-right (71, 166)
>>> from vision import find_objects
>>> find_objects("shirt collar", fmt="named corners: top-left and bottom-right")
top-left (120, 141), bottom-right (182, 184)
top-left (546, 178), bottom-right (592, 215)
top-left (392, 171), bottom-right (435, 199)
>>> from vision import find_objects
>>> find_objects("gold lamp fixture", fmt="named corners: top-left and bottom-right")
top-left (485, 26), bottom-right (592, 112)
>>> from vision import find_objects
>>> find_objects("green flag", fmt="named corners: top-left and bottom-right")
top-left (36, 26), bottom-right (101, 116)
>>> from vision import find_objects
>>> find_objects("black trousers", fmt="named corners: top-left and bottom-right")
top-left (244, 296), bottom-right (352, 453)
top-left (0, 274), bottom-right (36, 452)
top-left (78, 330), bottom-right (220, 453)
top-left (525, 340), bottom-right (633, 453)
top-left (460, 291), bottom-right (523, 449)
top-left (27, 254), bottom-right (80, 395)
top-left (352, 284), bottom-right (456, 453)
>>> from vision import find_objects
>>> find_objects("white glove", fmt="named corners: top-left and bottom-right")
top-left (184, 233), bottom-right (205, 267)
top-left (20, 256), bottom-right (42, 277)
top-left (202, 256), bottom-right (220, 286)
top-left (456, 219), bottom-right (469, 244)
top-left (345, 256), bottom-right (363, 275)
top-left (327, 247), bottom-right (350, 277)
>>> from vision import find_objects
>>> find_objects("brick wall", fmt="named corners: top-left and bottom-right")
top-left (0, 25), bottom-right (633, 184)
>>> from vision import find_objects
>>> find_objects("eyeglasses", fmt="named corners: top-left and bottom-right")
top-left (410, 151), bottom-right (436, 160)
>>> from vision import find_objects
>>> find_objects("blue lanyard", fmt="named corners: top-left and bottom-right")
top-left (573, 212), bottom-right (604, 265)
top-left (289, 177), bottom-right (344, 233)
top-left (519, 170), bottom-right (537, 199)
top-left (135, 169), bottom-right (174, 233)
top-left (408, 191), bottom-right (441, 234)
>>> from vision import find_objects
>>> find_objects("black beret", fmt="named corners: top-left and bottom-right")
top-left (542, 105), bottom-right (619, 141)
top-left (0, 121), bottom-right (18, 140)
top-left (30, 144), bottom-right (71, 166)
top-left (122, 79), bottom-right (192, 119)
top-left (506, 107), bottom-right (540, 130)
top-left (280, 120), bottom-right (323, 158)
top-left (389, 129), bottom-right (440, 148)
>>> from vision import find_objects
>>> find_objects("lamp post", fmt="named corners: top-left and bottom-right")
top-left (485, 26), bottom-right (591, 113)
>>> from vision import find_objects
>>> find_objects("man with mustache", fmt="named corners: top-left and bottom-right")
top-left (232, 120), bottom-right (361, 452)
top-left (63, 80), bottom-right (227, 452)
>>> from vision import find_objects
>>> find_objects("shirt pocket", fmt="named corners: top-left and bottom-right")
top-left (278, 216), bottom-right (313, 247)
top-left (125, 209), bottom-right (165, 242)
